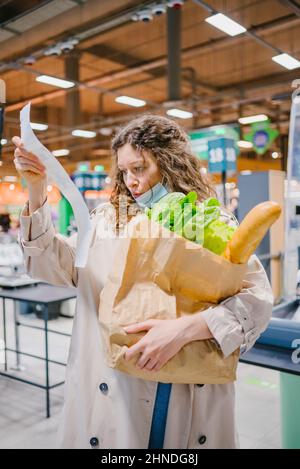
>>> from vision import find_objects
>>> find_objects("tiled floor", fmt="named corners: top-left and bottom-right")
top-left (0, 298), bottom-right (282, 449)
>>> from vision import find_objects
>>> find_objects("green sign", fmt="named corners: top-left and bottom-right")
top-left (189, 124), bottom-right (240, 160)
top-left (244, 120), bottom-right (279, 155)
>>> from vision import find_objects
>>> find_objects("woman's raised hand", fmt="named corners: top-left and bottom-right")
top-left (12, 136), bottom-right (47, 186)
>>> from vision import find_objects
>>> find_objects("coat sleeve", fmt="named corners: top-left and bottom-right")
top-left (201, 207), bottom-right (273, 358)
top-left (201, 255), bottom-right (274, 358)
top-left (18, 199), bottom-right (78, 287)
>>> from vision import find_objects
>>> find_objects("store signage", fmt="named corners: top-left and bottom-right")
top-left (189, 124), bottom-right (240, 160)
top-left (244, 120), bottom-right (279, 155)
top-left (72, 171), bottom-right (108, 192)
top-left (208, 137), bottom-right (237, 174)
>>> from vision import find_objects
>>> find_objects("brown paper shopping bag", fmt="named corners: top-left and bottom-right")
top-left (98, 216), bottom-right (247, 384)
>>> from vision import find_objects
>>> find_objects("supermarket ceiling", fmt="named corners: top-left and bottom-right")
top-left (0, 0), bottom-right (300, 175)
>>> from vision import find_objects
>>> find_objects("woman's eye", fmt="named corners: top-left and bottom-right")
top-left (134, 167), bottom-right (144, 173)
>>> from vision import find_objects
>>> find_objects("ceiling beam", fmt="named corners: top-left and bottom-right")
top-left (219, 68), bottom-right (299, 93)
top-left (279, 0), bottom-right (300, 16)
top-left (0, 0), bottom-right (138, 61)
top-left (4, 11), bottom-right (299, 113)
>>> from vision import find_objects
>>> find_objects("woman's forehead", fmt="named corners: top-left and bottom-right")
top-left (117, 144), bottom-right (150, 167)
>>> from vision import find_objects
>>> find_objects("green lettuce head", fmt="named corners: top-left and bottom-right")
top-left (146, 191), bottom-right (236, 256)
top-left (203, 219), bottom-right (236, 255)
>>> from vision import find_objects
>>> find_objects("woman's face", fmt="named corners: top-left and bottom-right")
top-left (117, 143), bottom-right (162, 197)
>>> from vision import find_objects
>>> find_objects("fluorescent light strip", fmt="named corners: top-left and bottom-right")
top-left (238, 114), bottom-right (268, 125)
top-left (52, 149), bottom-right (70, 157)
top-left (238, 140), bottom-right (253, 149)
top-left (240, 170), bottom-right (252, 175)
top-left (30, 122), bottom-right (48, 131)
top-left (115, 95), bottom-right (146, 107)
top-left (36, 74), bottom-right (75, 89)
top-left (205, 13), bottom-right (246, 37)
top-left (272, 53), bottom-right (300, 70)
top-left (166, 108), bottom-right (193, 119)
top-left (99, 127), bottom-right (112, 136)
top-left (72, 129), bottom-right (96, 138)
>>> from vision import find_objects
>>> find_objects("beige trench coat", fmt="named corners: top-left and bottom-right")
top-left (19, 200), bottom-right (273, 449)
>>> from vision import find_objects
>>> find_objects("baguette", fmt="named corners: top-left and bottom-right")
top-left (222, 201), bottom-right (281, 264)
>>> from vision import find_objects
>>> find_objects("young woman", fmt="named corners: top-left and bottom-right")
top-left (13, 114), bottom-right (273, 449)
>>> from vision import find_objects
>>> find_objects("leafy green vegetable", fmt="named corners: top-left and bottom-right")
top-left (182, 208), bottom-right (205, 244)
top-left (178, 191), bottom-right (198, 208)
top-left (202, 198), bottom-right (221, 227)
top-left (145, 191), bottom-right (236, 255)
top-left (203, 219), bottom-right (236, 255)
top-left (148, 192), bottom-right (185, 225)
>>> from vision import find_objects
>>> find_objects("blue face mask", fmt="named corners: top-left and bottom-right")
top-left (134, 182), bottom-right (169, 208)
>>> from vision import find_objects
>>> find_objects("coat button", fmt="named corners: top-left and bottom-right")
top-left (99, 382), bottom-right (108, 394)
top-left (197, 384), bottom-right (205, 388)
top-left (198, 435), bottom-right (207, 445)
top-left (90, 437), bottom-right (99, 447)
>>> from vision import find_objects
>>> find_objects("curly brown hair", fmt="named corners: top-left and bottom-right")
top-left (110, 114), bottom-right (216, 232)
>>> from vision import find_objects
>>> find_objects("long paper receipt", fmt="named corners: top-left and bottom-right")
top-left (20, 102), bottom-right (92, 268)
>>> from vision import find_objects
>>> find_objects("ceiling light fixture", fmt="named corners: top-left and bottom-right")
top-left (52, 149), bottom-right (70, 157)
top-left (240, 170), bottom-right (252, 175)
top-left (238, 114), bottom-right (268, 125)
top-left (115, 95), bottom-right (146, 107)
top-left (166, 108), bottom-right (193, 119)
top-left (30, 122), bottom-right (48, 131)
top-left (99, 128), bottom-right (113, 136)
top-left (72, 129), bottom-right (97, 138)
top-left (205, 13), bottom-right (246, 37)
top-left (237, 140), bottom-right (253, 149)
top-left (272, 53), bottom-right (300, 70)
top-left (36, 75), bottom-right (75, 89)
top-left (152, 3), bottom-right (167, 15)
top-left (138, 8), bottom-right (153, 22)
